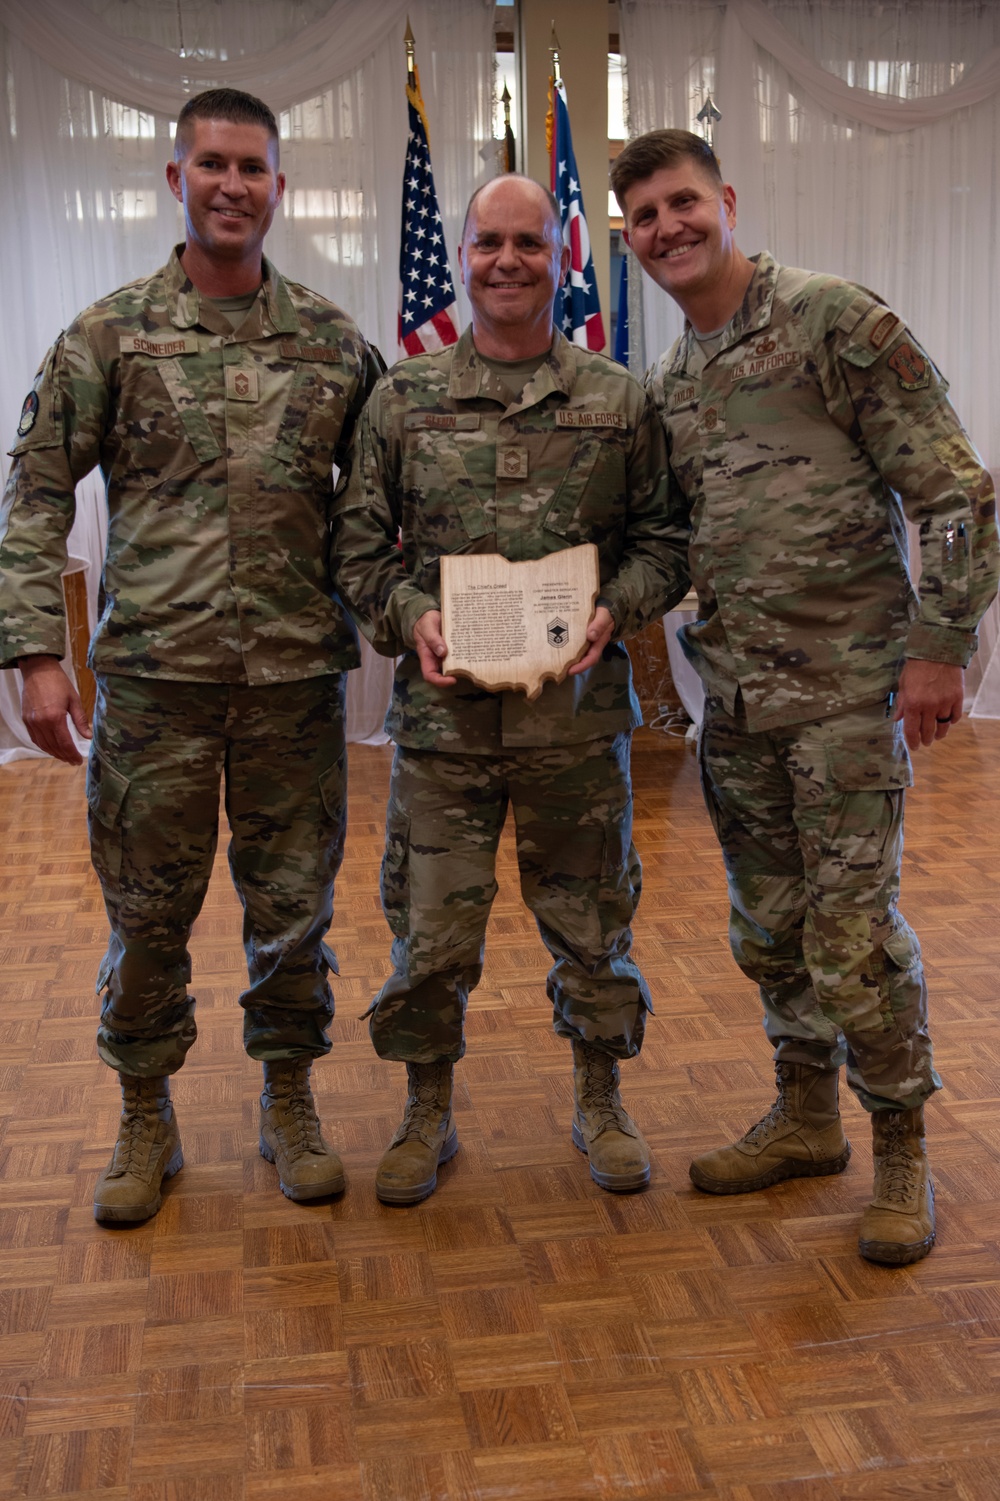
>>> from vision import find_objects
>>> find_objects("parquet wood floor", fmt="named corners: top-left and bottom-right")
top-left (1, 720), bottom-right (1000, 1500)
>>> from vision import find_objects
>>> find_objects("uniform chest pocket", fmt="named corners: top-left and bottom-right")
top-left (402, 421), bottom-right (492, 542)
top-left (543, 430), bottom-right (627, 544)
top-left (272, 350), bottom-right (353, 484)
top-left (118, 353), bottom-right (222, 490)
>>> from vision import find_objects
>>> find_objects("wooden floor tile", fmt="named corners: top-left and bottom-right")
top-left (1, 723), bottom-right (1000, 1494)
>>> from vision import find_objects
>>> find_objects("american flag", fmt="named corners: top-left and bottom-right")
top-left (398, 82), bottom-right (459, 358)
top-left (549, 77), bottom-right (605, 352)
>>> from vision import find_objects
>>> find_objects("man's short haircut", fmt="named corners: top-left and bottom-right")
top-left (610, 129), bottom-right (722, 215)
top-left (462, 174), bottom-right (562, 244)
top-left (174, 88), bottom-right (279, 161)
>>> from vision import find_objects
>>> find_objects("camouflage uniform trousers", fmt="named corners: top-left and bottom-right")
top-left (699, 696), bottom-right (941, 1112)
top-left (367, 732), bottom-right (651, 1064)
top-left (87, 673), bottom-right (347, 1077)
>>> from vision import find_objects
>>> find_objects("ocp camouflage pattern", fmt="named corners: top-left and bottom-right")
top-left (332, 326), bottom-right (691, 751)
top-left (699, 698), bottom-right (939, 1111)
top-left (647, 252), bottom-right (999, 731)
top-left (366, 734), bottom-right (650, 1063)
top-left (0, 248), bottom-right (382, 683)
top-left (89, 673), bottom-right (347, 1076)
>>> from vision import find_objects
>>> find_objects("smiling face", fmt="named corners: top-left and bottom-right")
top-left (166, 117), bottom-right (285, 291)
top-left (621, 161), bottom-right (739, 319)
top-left (458, 177), bottom-right (570, 358)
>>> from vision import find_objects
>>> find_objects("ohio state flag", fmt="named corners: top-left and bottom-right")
top-left (548, 77), bottom-right (605, 351)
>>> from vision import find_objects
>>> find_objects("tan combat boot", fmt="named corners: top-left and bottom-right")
top-left (689, 1062), bottom-right (851, 1194)
top-left (858, 1106), bottom-right (935, 1265)
top-left (93, 1074), bottom-right (183, 1223)
top-left (259, 1058), bottom-right (345, 1200)
top-left (375, 1059), bottom-right (458, 1206)
top-left (571, 1039), bottom-right (651, 1192)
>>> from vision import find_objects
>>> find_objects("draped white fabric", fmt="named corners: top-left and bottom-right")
top-left (621, 0), bottom-right (1000, 715)
top-left (0, 0), bottom-right (495, 761)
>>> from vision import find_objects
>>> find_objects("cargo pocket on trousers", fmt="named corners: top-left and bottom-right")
top-left (380, 798), bottom-right (411, 941)
top-left (882, 923), bottom-right (921, 975)
top-left (870, 919), bottom-right (923, 1037)
top-left (818, 725), bottom-right (912, 902)
top-left (87, 750), bottom-right (129, 890)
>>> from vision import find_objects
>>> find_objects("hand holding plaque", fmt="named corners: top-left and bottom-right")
top-left (440, 544), bottom-right (600, 700)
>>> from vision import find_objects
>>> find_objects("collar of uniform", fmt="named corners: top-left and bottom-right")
top-left (447, 326), bottom-right (573, 401)
top-left (163, 248), bottom-right (299, 337)
top-left (669, 250), bottom-right (779, 376)
top-left (724, 251), bottom-right (778, 347)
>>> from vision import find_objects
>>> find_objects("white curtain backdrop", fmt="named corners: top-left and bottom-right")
top-left (621, 0), bottom-right (1000, 716)
top-left (0, 0), bottom-right (495, 761)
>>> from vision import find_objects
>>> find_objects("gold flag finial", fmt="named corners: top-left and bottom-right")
top-left (549, 22), bottom-right (562, 83)
top-left (404, 17), bottom-right (416, 84)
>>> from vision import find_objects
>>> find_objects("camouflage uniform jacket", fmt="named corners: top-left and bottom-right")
top-left (647, 252), bottom-right (999, 731)
top-left (333, 327), bottom-right (690, 751)
top-left (0, 248), bottom-right (381, 683)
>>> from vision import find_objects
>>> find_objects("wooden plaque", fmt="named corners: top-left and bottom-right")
top-left (440, 544), bottom-right (600, 701)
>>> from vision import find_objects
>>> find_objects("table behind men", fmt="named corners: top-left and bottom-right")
top-left (0, 88), bottom-right (381, 1223)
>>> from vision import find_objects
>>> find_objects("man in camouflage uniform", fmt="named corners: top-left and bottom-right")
top-left (0, 90), bottom-right (381, 1221)
top-left (333, 175), bottom-right (689, 1204)
top-left (612, 129), bottom-right (999, 1263)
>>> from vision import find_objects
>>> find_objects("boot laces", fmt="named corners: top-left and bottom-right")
top-left (265, 1065), bottom-right (324, 1155)
top-left (581, 1052), bottom-right (630, 1134)
top-left (114, 1088), bottom-right (162, 1172)
top-left (398, 1069), bottom-right (448, 1141)
top-left (876, 1118), bottom-right (919, 1204)
top-left (283, 1088), bottom-right (324, 1153)
top-left (739, 1063), bottom-right (799, 1146)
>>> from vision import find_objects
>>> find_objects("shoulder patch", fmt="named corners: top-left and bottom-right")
top-left (16, 391), bottom-right (39, 437)
top-left (887, 342), bottom-right (930, 392)
top-left (868, 311), bottom-right (902, 351)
